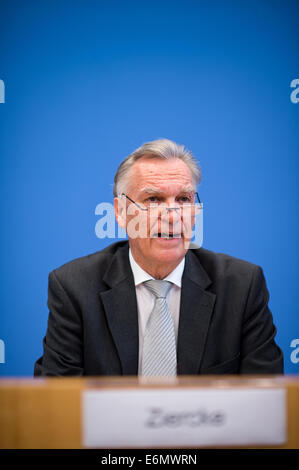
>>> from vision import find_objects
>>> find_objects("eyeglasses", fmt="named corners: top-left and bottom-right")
top-left (120, 192), bottom-right (202, 214)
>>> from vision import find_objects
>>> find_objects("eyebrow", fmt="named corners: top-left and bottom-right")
top-left (138, 185), bottom-right (195, 196)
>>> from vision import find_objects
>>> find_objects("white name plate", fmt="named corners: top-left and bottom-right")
top-left (82, 387), bottom-right (287, 448)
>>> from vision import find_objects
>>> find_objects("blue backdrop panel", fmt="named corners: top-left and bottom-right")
top-left (0, 0), bottom-right (298, 375)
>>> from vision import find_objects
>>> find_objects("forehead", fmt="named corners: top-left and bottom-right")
top-left (129, 157), bottom-right (193, 194)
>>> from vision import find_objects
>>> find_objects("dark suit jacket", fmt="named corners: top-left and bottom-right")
top-left (34, 241), bottom-right (283, 376)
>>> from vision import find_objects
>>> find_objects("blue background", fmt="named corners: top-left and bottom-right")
top-left (0, 0), bottom-right (298, 375)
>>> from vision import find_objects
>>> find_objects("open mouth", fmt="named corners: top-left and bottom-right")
top-left (152, 232), bottom-right (182, 239)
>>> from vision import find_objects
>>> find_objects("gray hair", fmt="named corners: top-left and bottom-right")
top-left (113, 138), bottom-right (201, 197)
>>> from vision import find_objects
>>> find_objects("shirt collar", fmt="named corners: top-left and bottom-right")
top-left (129, 248), bottom-right (185, 288)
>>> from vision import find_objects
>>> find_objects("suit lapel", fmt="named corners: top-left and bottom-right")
top-left (100, 243), bottom-right (139, 375)
top-left (177, 250), bottom-right (216, 375)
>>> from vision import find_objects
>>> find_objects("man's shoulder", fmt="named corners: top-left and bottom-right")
top-left (50, 241), bottom-right (129, 287)
top-left (189, 246), bottom-right (261, 282)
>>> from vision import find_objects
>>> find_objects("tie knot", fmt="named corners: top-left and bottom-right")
top-left (143, 279), bottom-right (172, 299)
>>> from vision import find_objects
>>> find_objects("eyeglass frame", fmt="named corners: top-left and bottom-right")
top-left (120, 192), bottom-right (202, 213)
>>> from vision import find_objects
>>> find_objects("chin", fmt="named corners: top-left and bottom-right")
top-left (151, 241), bottom-right (186, 264)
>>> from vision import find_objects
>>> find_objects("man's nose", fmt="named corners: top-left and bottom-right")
top-left (160, 201), bottom-right (181, 222)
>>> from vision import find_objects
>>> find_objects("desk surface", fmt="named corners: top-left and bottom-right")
top-left (0, 375), bottom-right (298, 449)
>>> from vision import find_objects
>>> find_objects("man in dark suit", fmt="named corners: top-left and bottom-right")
top-left (34, 139), bottom-right (283, 376)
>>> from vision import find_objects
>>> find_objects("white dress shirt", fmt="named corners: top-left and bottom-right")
top-left (128, 248), bottom-right (185, 374)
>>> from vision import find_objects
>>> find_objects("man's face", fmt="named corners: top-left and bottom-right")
top-left (115, 157), bottom-right (196, 272)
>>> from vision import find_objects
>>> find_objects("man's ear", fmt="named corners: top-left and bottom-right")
top-left (114, 197), bottom-right (127, 229)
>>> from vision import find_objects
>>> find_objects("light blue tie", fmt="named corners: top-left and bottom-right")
top-left (141, 280), bottom-right (177, 376)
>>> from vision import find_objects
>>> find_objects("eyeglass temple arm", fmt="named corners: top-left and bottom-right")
top-left (121, 193), bottom-right (147, 210)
